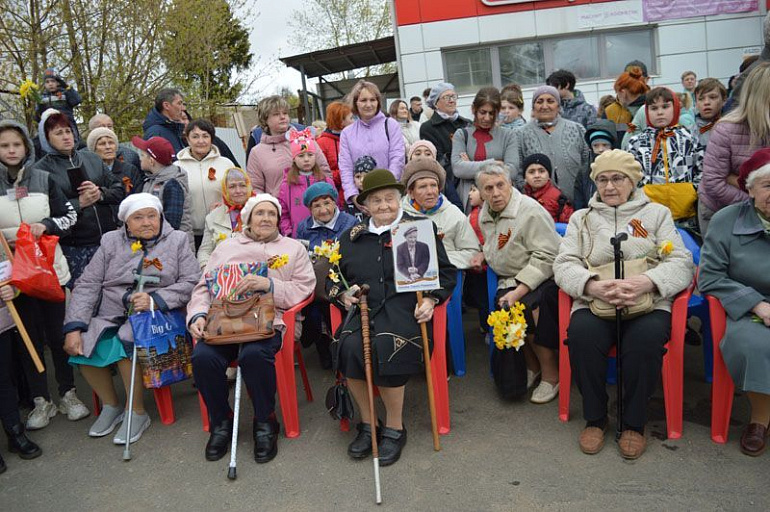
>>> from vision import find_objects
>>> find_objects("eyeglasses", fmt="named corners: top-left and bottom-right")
top-left (595, 175), bottom-right (629, 187)
top-left (439, 94), bottom-right (458, 102)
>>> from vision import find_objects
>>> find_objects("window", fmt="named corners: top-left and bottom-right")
top-left (443, 29), bottom-right (654, 88)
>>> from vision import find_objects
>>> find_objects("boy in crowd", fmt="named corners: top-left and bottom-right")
top-left (546, 69), bottom-right (597, 128)
top-left (36, 68), bottom-right (82, 143)
top-left (345, 155), bottom-right (376, 221)
top-left (692, 78), bottom-right (727, 149)
top-left (521, 153), bottom-right (574, 223)
top-left (499, 90), bottom-right (526, 130)
top-left (573, 119), bottom-right (617, 209)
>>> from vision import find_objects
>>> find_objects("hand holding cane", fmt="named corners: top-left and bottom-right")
top-left (611, 232), bottom-right (628, 442)
top-left (228, 345), bottom-right (243, 480)
top-left (416, 291), bottom-right (440, 452)
top-left (359, 284), bottom-right (382, 504)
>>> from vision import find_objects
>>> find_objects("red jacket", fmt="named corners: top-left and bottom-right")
top-left (523, 180), bottom-right (574, 224)
top-left (316, 130), bottom-right (345, 206)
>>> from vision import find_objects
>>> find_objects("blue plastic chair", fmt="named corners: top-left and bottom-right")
top-left (554, 222), bottom-right (567, 236)
top-left (447, 270), bottom-right (466, 376)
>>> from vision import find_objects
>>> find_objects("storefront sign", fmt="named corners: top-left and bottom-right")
top-left (578, 1), bottom-right (644, 28)
top-left (481, 0), bottom-right (549, 5)
top-left (643, 0), bottom-right (758, 22)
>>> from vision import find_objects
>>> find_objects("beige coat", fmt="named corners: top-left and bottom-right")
top-left (176, 146), bottom-right (234, 235)
top-left (480, 188), bottom-right (560, 291)
top-left (553, 190), bottom-right (694, 313)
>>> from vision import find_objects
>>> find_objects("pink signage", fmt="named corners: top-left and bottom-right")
top-left (643, 0), bottom-right (758, 22)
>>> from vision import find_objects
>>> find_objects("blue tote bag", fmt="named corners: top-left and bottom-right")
top-left (129, 308), bottom-right (193, 388)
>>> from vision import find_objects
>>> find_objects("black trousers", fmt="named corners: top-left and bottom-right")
top-left (567, 309), bottom-right (670, 430)
top-left (192, 333), bottom-right (282, 425)
top-left (14, 293), bottom-right (73, 400)
top-left (0, 331), bottom-right (22, 427)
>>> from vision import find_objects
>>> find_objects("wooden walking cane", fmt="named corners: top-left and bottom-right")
top-left (0, 232), bottom-right (44, 373)
top-left (416, 291), bottom-right (440, 452)
top-left (358, 285), bottom-right (382, 504)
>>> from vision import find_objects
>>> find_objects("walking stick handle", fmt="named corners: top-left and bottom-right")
top-left (6, 300), bottom-right (45, 373)
top-left (417, 291), bottom-right (440, 451)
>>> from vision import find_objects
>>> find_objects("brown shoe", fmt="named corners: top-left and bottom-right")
top-left (618, 430), bottom-right (646, 460)
top-left (740, 423), bottom-right (769, 457)
top-left (579, 426), bottom-right (607, 455)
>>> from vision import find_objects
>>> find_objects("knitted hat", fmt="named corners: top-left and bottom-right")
top-left (522, 153), bottom-right (552, 176)
top-left (43, 68), bottom-right (66, 87)
top-left (288, 127), bottom-right (317, 159)
top-left (117, 193), bottom-right (163, 222)
top-left (426, 82), bottom-right (455, 109)
top-left (588, 130), bottom-right (613, 146)
top-left (241, 193), bottom-right (282, 225)
top-left (401, 157), bottom-right (446, 191)
top-left (407, 140), bottom-right (437, 161)
top-left (353, 155), bottom-right (377, 174)
top-left (532, 85), bottom-right (560, 106)
top-left (131, 136), bottom-right (174, 166)
top-left (739, 148), bottom-right (770, 192)
top-left (590, 149), bottom-right (643, 186)
top-left (357, 169), bottom-right (404, 203)
top-left (303, 181), bottom-right (338, 207)
top-left (86, 127), bottom-right (118, 152)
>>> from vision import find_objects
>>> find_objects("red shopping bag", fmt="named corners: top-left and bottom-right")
top-left (10, 223), bottom-right (65, 302)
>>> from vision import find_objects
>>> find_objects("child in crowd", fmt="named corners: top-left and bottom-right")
top-left (676, 92), bottom-right (696, 131)
top-left (36, 68), bottom-right (82, 143)
top-left (463, 183), bottom-right (489, 333)
top-left (692, 78), bottom-right (727, 149)
top-left (521, 153), bottom-right (574, 223)
top-left (681, 70), bottom-right (697, 107)
top-left (573, 119), bottom-right (617, 209)
top-left (596, 95), bottom-right (615, 119)
top-left (627, 87), bottom-right (703, 226)
top-left (499, 90), bottom-right (526, 130)
top-left (278, 128), bottom-right (334, 237)
top-left (345, 155), bottom-right (376, 221)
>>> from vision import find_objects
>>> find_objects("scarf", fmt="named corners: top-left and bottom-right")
top-left (757, 207), bottom-right (770, 235)
top-left (436, 110), bottom-right (459, 122)
top-left (537, 115), bottom-right (560, 129)
top-left (472, 126), bottom-right (493, 161)
top-left (699, 116), bottom-right (719, 134)
top-left (222, 168), bottom-right (254, 232)
top-left (244, 228), bottom-right (279, 243)
top-left (651, 127), bottom-right (677, 166)
top-left (410, 195), bottom-right (444, 215)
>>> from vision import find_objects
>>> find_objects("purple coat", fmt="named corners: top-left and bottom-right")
top-left (63, 221), bottom-right (201, 357)
top-left (699, 121), bottom-right (751, 213)
top-left (338, 112), bottom-right (405, 200)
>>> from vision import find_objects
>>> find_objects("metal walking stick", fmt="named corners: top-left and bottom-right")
top-left (610, 232), bottom-right (628, 442)
top-left (416, 291), bottom-right (440, 452)
top-left (228, 345), bottom-right (243, 480)
top-left (359, 285), bottom-right (382, 504)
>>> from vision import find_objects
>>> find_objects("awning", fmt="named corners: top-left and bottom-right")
top-left (279, 37), bottom-right (396, 78)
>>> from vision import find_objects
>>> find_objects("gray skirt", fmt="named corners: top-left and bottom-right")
top-left (721, 316), bottom-right (770, 394)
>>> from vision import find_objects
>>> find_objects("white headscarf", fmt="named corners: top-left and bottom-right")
top-left (117, 193), bottom-right (163, 222)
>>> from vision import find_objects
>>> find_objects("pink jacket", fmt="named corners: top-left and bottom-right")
top-left (187, 233), bottom-right (315, 334)
top-left (246, 132), bottom-right (331, 197)
top-left (277, 169), bottom-right (335, 237)
top-left (699, 120), bottom-right (751, 212)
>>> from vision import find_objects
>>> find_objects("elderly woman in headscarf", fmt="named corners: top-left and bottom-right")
top-left (197, 167), bottom-right (254, 268)
top-left (63, 193), bottom-right (200, 445)
top-left (187, 194), bottom-right (315, 464)
top-left (86, 127), bottom-right (142, 197)
top-left (328, 169), bottom-right (456, 467)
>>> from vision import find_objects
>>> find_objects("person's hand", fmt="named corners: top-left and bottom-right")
top-left (232, 275), bottom-right (271, 296)
top-left (752, 301), bottom-right (770, 327)
top-left (498, 288), bottom-right (525, 309)
top-left (129, 292), bottom-right (153, 313)
top-left (64, 331), bottom-right (84, 356)
top-left (459, 152), bottom-right (470, 162)
top-left (0, 285), bottom-right (15, 302)
top-left (585, 279), bottom-right (620, 305)
top-left (470, 252), bottom-right (485, 271)
top-left (352, 195), bottom-right (370, 216)
top-left (189, 317), bottom-right (206, 338)
top-left (341, 284), bottom-right (361, 310)
top-left (613, 275), bottom-right (656, 307)
top-left (414, 296), bottom-right (435, 324)
top-left (77, 181), bottom-right (101, 208)
top-left (408, 266), bottom-right (418, 274)
top-left (29, 223), bottom-right (48, 238)
top-left (209, 201), bottom-right (222, 211)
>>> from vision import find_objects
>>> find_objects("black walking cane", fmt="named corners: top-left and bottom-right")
top-left (610, 232), bottom-right (628, 442)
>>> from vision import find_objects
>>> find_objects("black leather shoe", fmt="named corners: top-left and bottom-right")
top-left (253, 416), bottom-right (279, 463)
top-left (378, 426), bottom-right (407, 467)
top-left (348, 422), bottom-right (376, 459)
top-left (205, 419), bottom-right (233, 461)
top-left (5, 423), bottom-right (41, 460)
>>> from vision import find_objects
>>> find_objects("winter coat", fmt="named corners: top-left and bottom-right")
top-left (339, 112), bottom-right (406, 200)
top-left (523, 180), bottom-right (574, 224)
top-left (109, 159), bottom-right (143, 197)
top-left (398, 119), bottom-right (421, 150)
top-left (553, 190), bottom-right (694, 314)
top-left (0, 120), bottom-right (75, 285)
top-left (142, 108), bottom-right (185, 154)
top-left (62, 221), bottom-right (200, 358)
top-left (692, 114), bottom-right (718, 149)
top-left (479, 188), bottom-right (561, 292)
top-left (197, 205), bottom-right (238, 269)
top-left (560, 90), bottom-right (597, 129)
top-left (316, 130), bottom-right (346, 207)
top-left (698, 120), bottom-right (752, 213)
top-left (187, 232), bottom-right (315, 334)
top-left (451, 125), bottom-right (520, 211)
top-left (176, 146), bottom-right (234, 234)
top-left (622, 107), bottom-right (696, 150)
top-left (419, 111), bottom-right (470, 185)
top-left (517, 117), bottom-right (589, 202)
top-left (246, 131), bottom-right (331, 198)
top-left (401, 195), bottom-right (480, 270)
top-left (627, 126), bottom-right (703, 188)
top-left (139, 165), bottom-right (194, 247)
top-left (295, 208), bottom-right (357, 251)
top-left (246, 123), bottom-right (304, 163)
top-left (326, 214), bottom-right (456, 376)
top-left (117, 144), bottom-right (141, 170)
top-left (277, 170), bottom-right (335, 237)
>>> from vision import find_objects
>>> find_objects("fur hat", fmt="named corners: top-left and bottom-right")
top-left (401, 157), bottom-right (446, 191)
top-left (590, 149), bottom-right (643, 186)
top-left (522, 153), bottom-right (552, 176)
top-left (87, 127), bottom-right (118, 153)
top-left (426, 82), bottom-right (455, 109)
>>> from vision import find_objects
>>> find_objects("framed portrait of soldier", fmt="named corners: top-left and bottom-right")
top-left (391, 219), bottom-right (440, 293)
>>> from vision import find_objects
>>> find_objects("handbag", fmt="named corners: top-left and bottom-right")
top-left (10, 223), bottom-right (65, 302)
top-left (203, 291), bottom-right (276, 344)
top-left (129, 304), bottom-right (193, 388)
top-left (325, 377), bottom-right (355, 421)
top-left (491, 343), bottom-right (528, 399)
top-left (643, 182), bottom-right (697, 220)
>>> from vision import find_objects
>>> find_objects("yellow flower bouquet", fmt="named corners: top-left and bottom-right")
top-left (19, 79), bottom-right (41, 103)
top-left (267, 253), bottom-right (289, 270)
top-left (487, 302), bottom-right (528, 351)
top-left (314, 240), bottom-right (349, 289)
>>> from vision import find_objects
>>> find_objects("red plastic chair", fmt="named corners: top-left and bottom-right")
top-left (197, 293), bottom-right (315, 438)
top-left (557, 282), bottom-right (693, 440)
top-left (329, 300), bottom-right (451, 435)
top-left (92, 387), bottom-right (176, 425)
top-left (705, 296), bottom-right (734, 444)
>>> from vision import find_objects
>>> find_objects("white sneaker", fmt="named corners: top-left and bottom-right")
top-left (58, 389), bottom-right (90, 421)
top-left (530, 381), bottom-right (559, 404)
top-left (89, 405), bottom-right (124, 437)
top-left (526, 370), bottom-right (541, 390)
top-left (113, 412), bottom-right (151, 445)
top-left (26, 397), bottom-right (57, 430)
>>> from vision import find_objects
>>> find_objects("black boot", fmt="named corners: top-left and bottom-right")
top-left (5, 423), bottom-right (42, 460)
top-left (378, 426), bottom-right (407, 467)
top-left (253, 415), bottom-right (279, 463)
top-left (205, 419), bottom-right (233, 461)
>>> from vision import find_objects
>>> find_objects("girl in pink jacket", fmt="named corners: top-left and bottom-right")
top-left (278, 128), bottom-right (334, 237)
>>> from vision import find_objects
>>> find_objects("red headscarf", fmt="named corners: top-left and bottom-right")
top-left (646, 89), bottom-right (681, 166)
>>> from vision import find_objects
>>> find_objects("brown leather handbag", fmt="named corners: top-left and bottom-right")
top-left (202, 291), bottom-right (276, 344)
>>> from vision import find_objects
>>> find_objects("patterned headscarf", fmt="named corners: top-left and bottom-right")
top-left (221, 167), bottom-right (253, 232)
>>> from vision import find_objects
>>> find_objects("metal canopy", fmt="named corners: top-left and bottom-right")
top-left (279, 37), bottom-right (396, 79)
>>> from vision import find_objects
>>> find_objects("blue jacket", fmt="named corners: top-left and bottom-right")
top-left (296, 209), bottom-right (357, 251)
top-left (142, 108), bottom-right (186, 153)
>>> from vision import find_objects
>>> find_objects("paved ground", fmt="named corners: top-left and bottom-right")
top-left (1, 314), bottom-right (768, 511)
